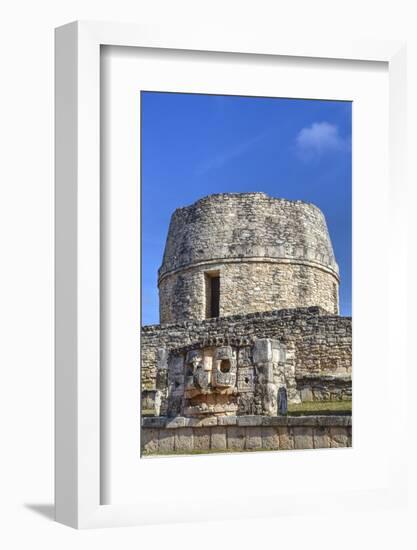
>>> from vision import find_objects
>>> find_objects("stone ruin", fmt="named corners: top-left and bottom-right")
top-left (141, 193), bottom-right (352, 454)
top-left (154, 339), bottom-right (291, 419)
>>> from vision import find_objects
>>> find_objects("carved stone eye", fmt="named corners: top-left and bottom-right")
top-left (219, 359), bottom-right (231, 373)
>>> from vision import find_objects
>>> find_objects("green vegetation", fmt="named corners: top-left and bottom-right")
top-left (288, 400), bottom-right (352, 416)
top-left (142, 447), bottom-right (280, 457)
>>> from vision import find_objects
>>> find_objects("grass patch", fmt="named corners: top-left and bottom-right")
top-left (288, 400), bottom-right (351, 416)
top-left (142, 447), bottom-right (284, 457)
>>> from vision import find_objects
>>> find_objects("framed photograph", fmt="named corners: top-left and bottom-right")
top-left (55, 21), bottom-right (407, 528)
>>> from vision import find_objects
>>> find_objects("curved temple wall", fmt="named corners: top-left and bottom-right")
top-left (158, 193), bottom-right (339, 323)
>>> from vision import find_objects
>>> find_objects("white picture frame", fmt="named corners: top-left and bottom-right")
top-left (55, 21), bottom-right (407, 529)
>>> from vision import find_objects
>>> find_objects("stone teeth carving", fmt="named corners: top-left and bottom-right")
top-left (163, 338), bottom-right (294, 418)
top-left (213, 371), bottom-right (235, 387)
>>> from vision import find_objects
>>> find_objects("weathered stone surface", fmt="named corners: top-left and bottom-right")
top-left (246, 427), bottom-right (263, 450)
top-left (193, 428), bottom-right (211, 451)
top-left (185, 417), bottom-right (204, 427)
top-left (141, 308), bottom-right (351, 412)
top-left (174, 428), bottom-right (194, 452)
top-left (237, 415), bottom-right (260, 426)
top-left (253, 339), bottom-right (272, 364)
top-left (158, 193), bottom-right (339, 324)
top-left (200, 416), bottom-right (218, 427)
top-left (227, 426), bottom-right (246, 450)
top-left (157, 347), bottom-right (168, 368)
top-left (142, 416), bottom-right (166, 428)
top-left (166, 417), bottom-right (186, 429)
top-left (315, 415), bottom-right (350, 427)
top-left (293, 427), bottom-right (314, 449)
top-left (141, 429), bottom-right (159, 454)
top-left (158, 429), bottom-right (175, 453)
top-left (218, 416), bottom-right (237, 426)
top-left (141, 417), bottom-right (351, 455)
top-left (298, 376), bottom-right (351, 402)
top-left (300, 388), bottom-right (313, 401)
top-left (211, 427), bottom-right (227, 450)
top-left (347, 426), bottom-right (352, 446)
top-left (277, 427), bottom-right (294, 450)
top-left (261, 427), bottom-right (280, 450)
top-left (313, 427), bottom-right (331, 449)
top-left (330, 427), bottom-right (350, 448)
top-left (262, 416), bottom-right (288, 426)
top-left (288, 416), bottom-right (318, 427)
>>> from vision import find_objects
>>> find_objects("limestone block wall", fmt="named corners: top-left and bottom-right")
top-left (141, 415), bottom-right (352, 455)
top-left (297, 375), bottom-right (352, 402)
top-left (141, 307), bottom-right (352, 404)
top-left (158, 193), bottom-right (340, 323)
top-left (159, 261), bottom-right (339, 323)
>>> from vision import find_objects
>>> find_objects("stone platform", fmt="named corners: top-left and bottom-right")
top-left (141, 415), bottom-right (352, 455)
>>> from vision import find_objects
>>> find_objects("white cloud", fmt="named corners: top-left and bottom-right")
top-left (296, 122), bottom-right (346, 159)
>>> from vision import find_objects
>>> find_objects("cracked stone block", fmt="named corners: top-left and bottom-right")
top-left (166, 417), bottom-right (186, 429)
top-left (253, 339), bottom-right (272, 364)
top-left (174, 428), bottom-right (194, 453)
top-left (142, 416), bottom-right (166, 428)
top-left (141, 429), bottom-right (159, 454)
top-left (227, 426), bottom-right (246, 450)
top-left (218, 416), bottom-right (237, 426)
top-left (201, 416), bottom-right (218, 427)
top-left (158, 429), bottom-right (175, 453)
top-left (214, 346), bottom-right (233, 360)
top-left (157, 348), bottom-right (168, 368)
top-left (293, 427), bottom-right (314, 449)
top-left (313, 427), bottom-right (331, 449)
top-left (347, 426), bottom-right (352, 446)
top-left (193, 428), bottom-right (211, 451)
top-left (169, 355), bottom-right (184, 375)
top-left (261, 427), bottom-right (280, 450)
top-left (277, 427), bottom-right (294, 450)
top-left (330, 427), bottom-right (350, 448)
top-left (288, 416), bottom-right (318, 427)
top-left (237, 415), bottom-right (260, 427)
top-left (211, 427), bottom-right (227, 450)
top-left (246, 427), bottom-right (262, 450)
top-left (300, 387), bottom-right (313, 401)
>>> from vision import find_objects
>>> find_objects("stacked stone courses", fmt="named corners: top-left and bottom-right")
top-left (159, 192), bottom-right (340, 323)
top-left (141, 306), bottom-right (352, 395)
top-left (142, 415), bottom-right (352, 455)
top-left (141, 192), bottom-right (352, 455)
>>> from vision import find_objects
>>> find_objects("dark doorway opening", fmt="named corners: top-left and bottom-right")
top-left (205, 272), bottom-right (220, 318)
top-left (210, 275), bottom-right (220, 318)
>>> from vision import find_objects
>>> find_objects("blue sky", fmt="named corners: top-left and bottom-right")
top-left (141, 92), bottom-right (352, 325)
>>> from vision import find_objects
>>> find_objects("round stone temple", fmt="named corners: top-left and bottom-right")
top-left (158, 192), bottom-right (340, 323)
